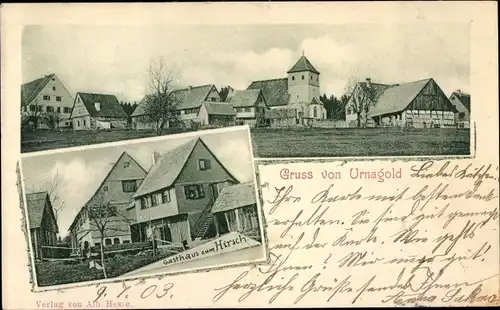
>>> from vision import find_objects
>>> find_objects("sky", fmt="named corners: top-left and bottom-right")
top-left (22, 23), bottom-right (470, 103)
top-left (21, 129), bottom-right (254, 237)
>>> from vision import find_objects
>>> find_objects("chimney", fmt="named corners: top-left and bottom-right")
top-left (94, 102), bottom-right (101, 111)
top-left (187, 86), bottom-right (192, 91)
top-left (366, 78), bottom-right (372, 88)
top-left (151, 151), bottom-right (161, 166)
top-left (457, 89), bottom-right (462, 95)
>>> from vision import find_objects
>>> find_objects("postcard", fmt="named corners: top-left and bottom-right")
top-left (1, 1), bottom-right (498, 309)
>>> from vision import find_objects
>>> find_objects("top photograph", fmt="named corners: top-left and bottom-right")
top-left (21, 24), bottom-right (471, 158)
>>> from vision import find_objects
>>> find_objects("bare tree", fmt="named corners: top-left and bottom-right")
top-left (344, 77), bottom-right (377, 128)
top-left (143, 57), bottom-right (180, 135)
top-left (41, 112), bottom-right (62, 131)
top-left (21, 98), bottom-right (44, 131)
top-left (29, 169), bottom-right (65, 221)
top-left (86, 192), bottom-right (134, 279)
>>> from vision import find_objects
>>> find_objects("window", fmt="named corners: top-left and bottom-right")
top-left (52, 86), bottom-right (56, 91)
top-left (310, 76), bottom-right (313, 80)
top-left (313, 107), bottom-right (318, 118)
top-left (151, 194), bottom-right (158, 206)
top-left (83, 120), bottom-right (86, 126)
top-left (113, 238), bottom-right (120, 245)
top-left (211, 97), bottom-right (216, 102)
top-left (184, 184), bottom-right (205, 200)
top-left (56, 96), bottom-right (61, 102)
top-left (302, 75), bottom-right (304, 80)
top-left (105, 238), bottom-right (112, 246)
top-left (77, 120), bottom-right (80, 127)
top-left (43, 95), bottom-right (50, 101)
top-left (123, 240), bottom-right (130, 244)
top-left (122, 180), bottom-right (137, 193)
top-left (123, 161), bottom-right (130, 168)
top-left (95, 242), bottom-right (101, 248)
top-left (185, 108), bottom-right (198, 114)
top-left (46, 106), bottom-right (54, 112)
top-left (162, 189), bottom-right (171, 203)
top-left (317, 76), bottom-right (319, 81)
top-left (198, 159), bottom-right (211, 171)
top-left (64, 107), bottom-right (72, 113)
top-left (459, 112), bottom-right (465, 120)
top-left (292, 76), bottom-right (295, 81)
top-left (29, 105), bottom-right (36, 112)
top-left (103, 185), bottom-right (108, 191)
top-left (140, 197), bottom-right (148, 209)
top-left (57, 107), bottom-right (61, 113)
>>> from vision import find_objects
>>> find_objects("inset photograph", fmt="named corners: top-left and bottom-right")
top-left (20, 126), bottom-right (266, 289)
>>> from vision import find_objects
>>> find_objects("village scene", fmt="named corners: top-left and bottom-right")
top-left (22, 128), bottom-right (265, 287)
top-left (21, 25), bottom-right (471, 157)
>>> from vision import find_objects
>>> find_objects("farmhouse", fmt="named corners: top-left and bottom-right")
top-left (131, 84), bottom-right (222, 129)
top-left (211, 182), bottom-right (260, 239)
top-left (345, 78), bottom-right (392, 127)
top-left (21, 73), bottom-right (74, 129)
top-left (227, 89), bottom-right (268, 127)
top-left (449, 90), bottom-right (471, 128)
top-left (70, 92), bottom-right (128, 130)
top-left (247, 54), bottom-right (327, 126)
top-left (265, 109), bottom-right (296, 128)
top-left (25, 192), bottom-right (59, 260)
top-left (68, 152), bottom-right (147, 251)
top-left (346, 78), bottom-right (458, 128)
top-left (198, 102), bottom-right (236, 127)
top-left (129, 138), bottom-right (239, 246)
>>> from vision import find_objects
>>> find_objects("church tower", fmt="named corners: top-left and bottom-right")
top-left (287, 52), bottom-right (320, 105)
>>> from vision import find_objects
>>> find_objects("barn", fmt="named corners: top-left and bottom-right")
top-left (368, 78), bottom-right (458, 128)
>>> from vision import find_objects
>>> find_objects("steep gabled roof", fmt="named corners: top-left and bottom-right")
top-left (68, 152), bottom-right (146, 232)
top-left (212, 182), bottom-right (256, 213)
top-left (76, 92), bottom-right (128, 118)
top-left (450, 91), bottom-right (471, 113)
top-left (247, 78), bottom-right (290, 107)
top-left (173, 84), bottom-right (217, 110)
top-left (133, 138), bottom-right (237, 198)
top-left (201, 102), bottom-right (236, 116)
top-left (132, 84), bottom-right (217, 117)
top-left (25, 192), bottom-right (59, 232)
top-left (357, 81), bottom-right (392, 103)
top-left (21, 73), bottom-right (56, 106)
top-left (368, 78), bottom-right (433, 117)
top-left (287, 55), bottom-right (320, 74)
top-left (228, 89), bottom-right (264, 108)
top-left (130, 95), bottom-right (150, 117)
top-left (310, 97), bottom-right (325, 106)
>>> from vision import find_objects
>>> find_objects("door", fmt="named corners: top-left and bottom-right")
top-left (210, 183), bottom-right (220, 200)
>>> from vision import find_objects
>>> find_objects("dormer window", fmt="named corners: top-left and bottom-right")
top-left (95, 102), bottom-right (101, 111)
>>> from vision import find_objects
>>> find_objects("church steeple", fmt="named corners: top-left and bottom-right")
top-left (287, 54), bottom-right (321, 105)
top-left (287, 54), bottom-right (320, 75)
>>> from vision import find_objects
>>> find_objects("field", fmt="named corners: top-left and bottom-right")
top-left (251, 127), bottom-right (471, 157)
top-left (21, 127), bottom-right (470, 157)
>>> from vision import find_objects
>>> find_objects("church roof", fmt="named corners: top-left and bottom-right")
top-left (247, 78), bottom-right (290, 107)
top-left (287, 55), bottom-right (320, 75)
